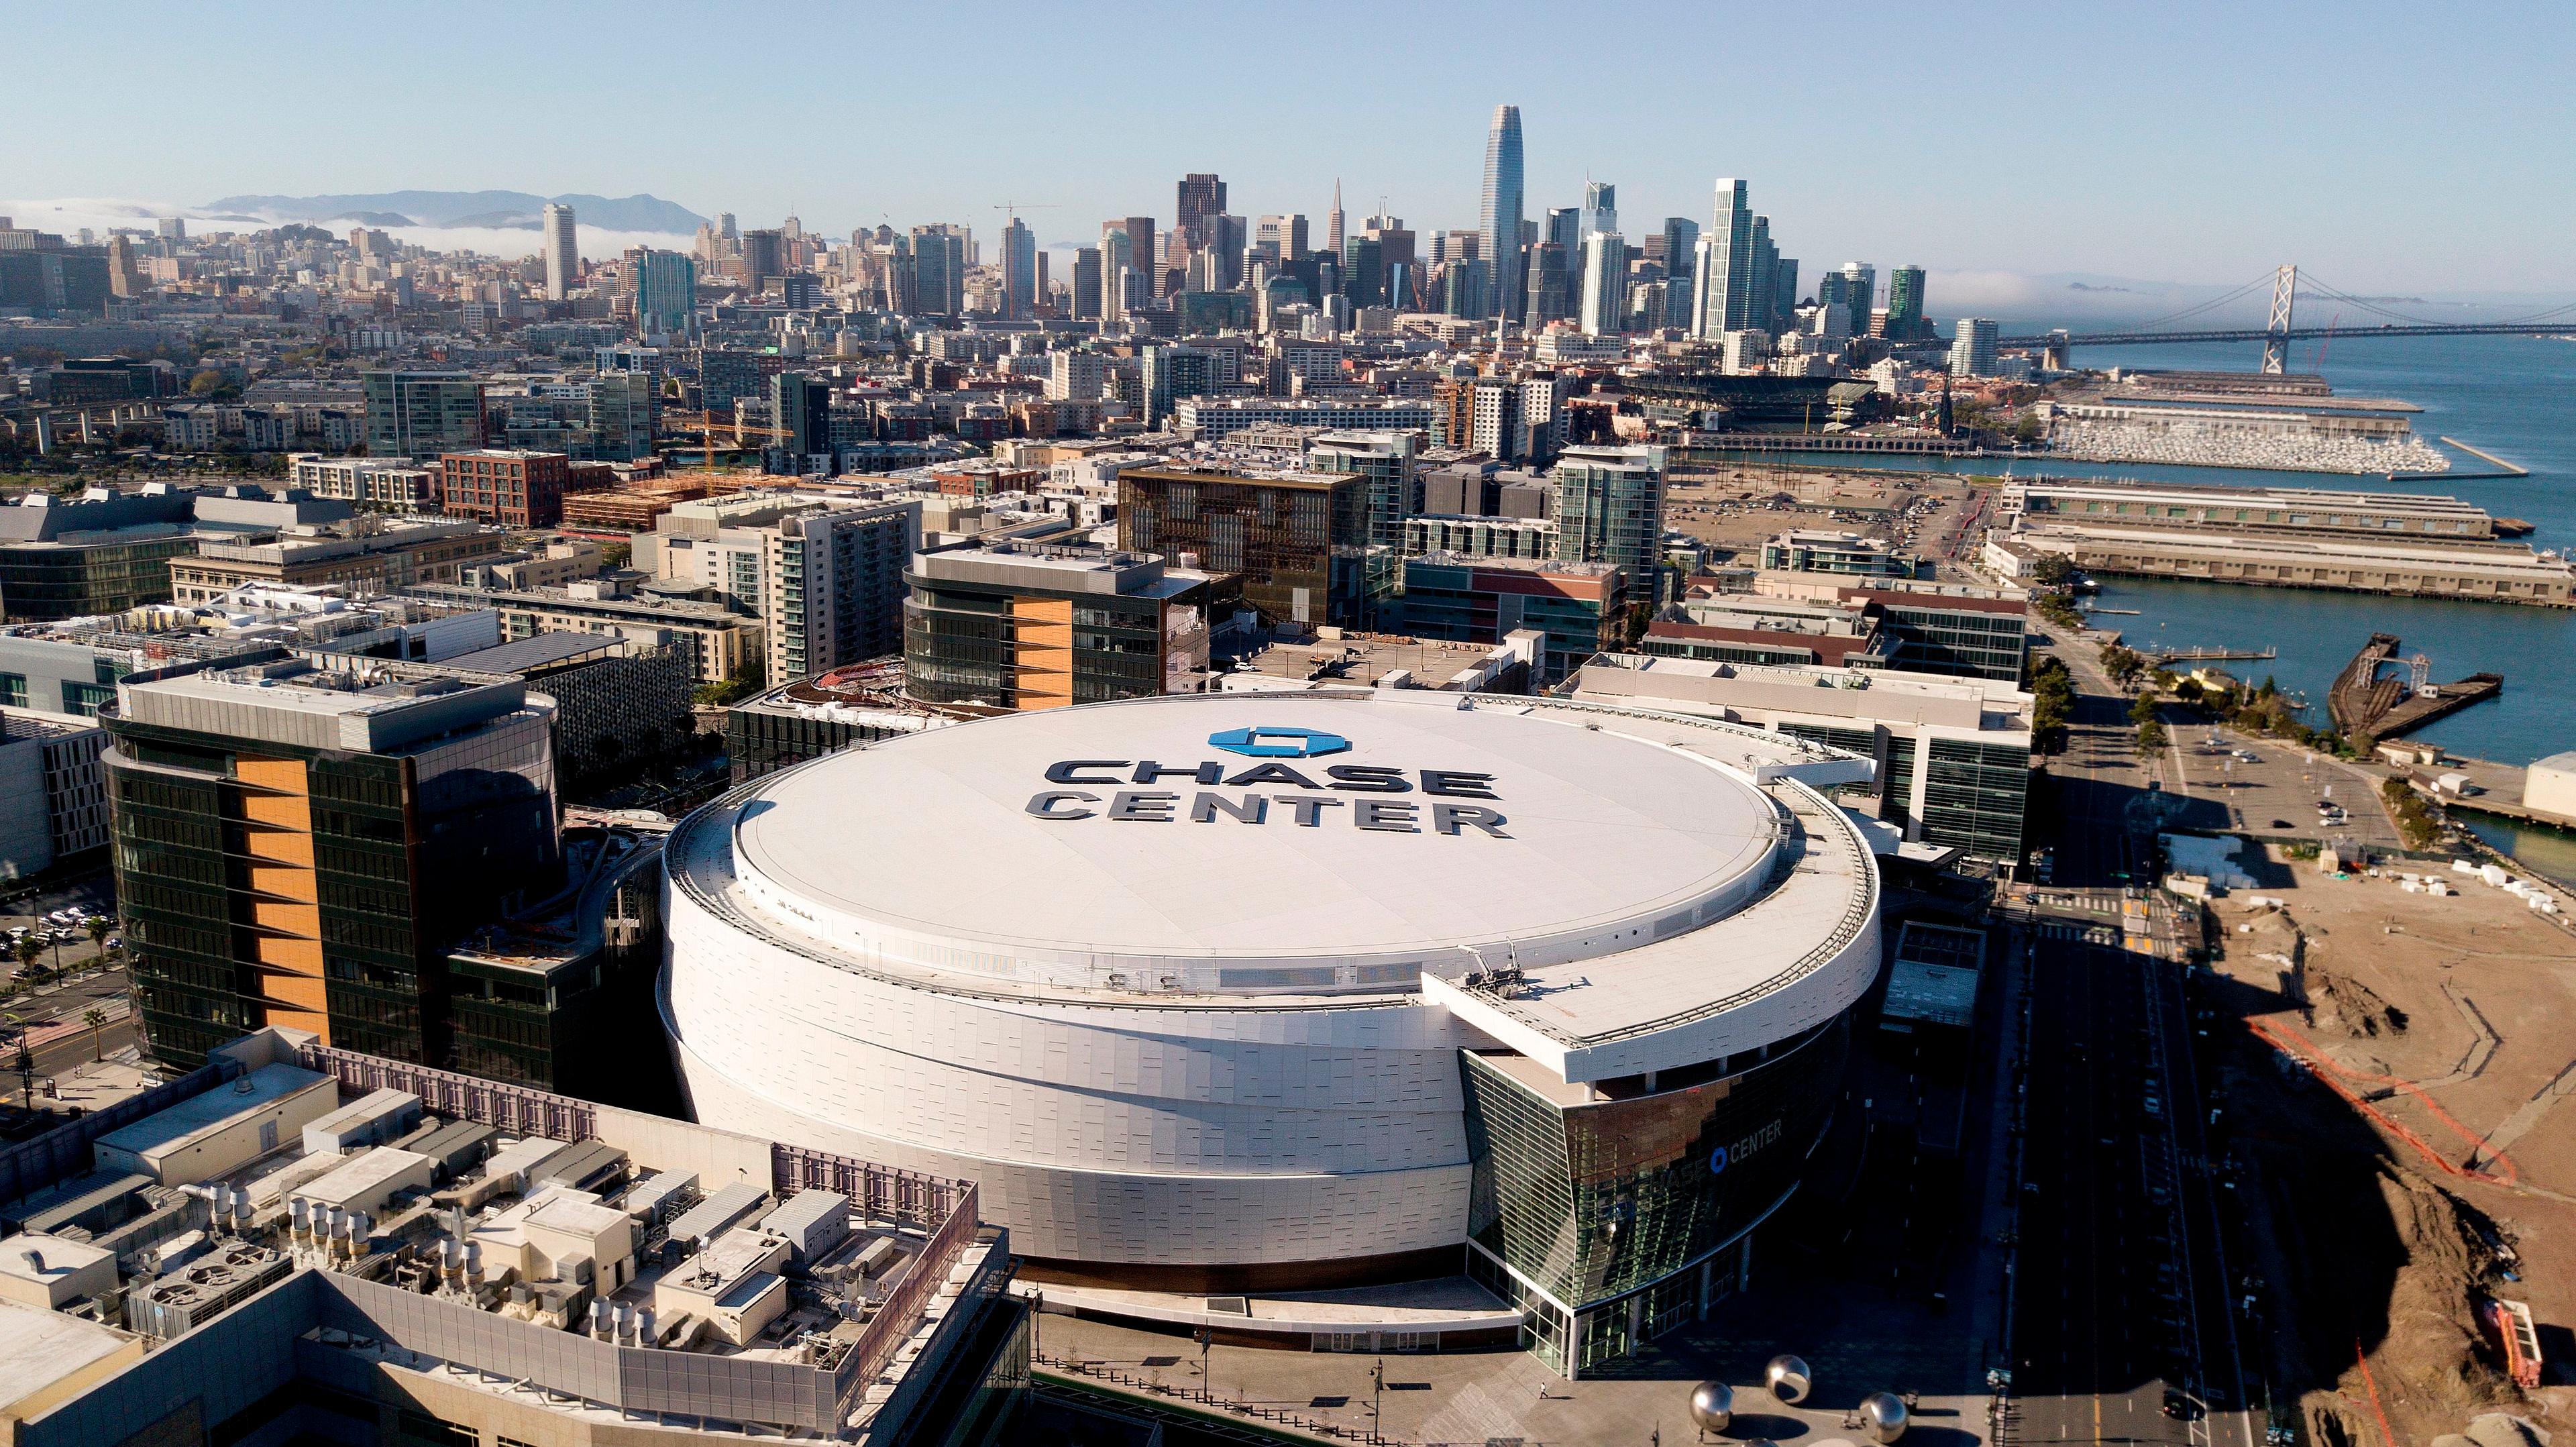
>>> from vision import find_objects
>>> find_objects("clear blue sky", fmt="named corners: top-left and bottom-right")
top-left (9, 0), bottom-right (2569, 295)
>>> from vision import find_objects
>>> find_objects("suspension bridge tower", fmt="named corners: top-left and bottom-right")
top-left (2261, 264), bottom-right (2298, 374)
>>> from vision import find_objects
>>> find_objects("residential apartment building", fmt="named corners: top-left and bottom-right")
top-left (763, 498), bottom-right (920, 682)
top-left (1551, 443), bottom-right (1667, 582)
top-left (0, 706), bottom-right (109, 878)
top-left (361, 370), bottom-right (484, 457)
top-left (1172, 395), bottom-right (1438, 443)
top-left (1303, 429), bottom-right (1418, 627)
top-left (288, 453), bottom-right (437, 511)
top-left (107, 657), bottom-right (561, 1069)
top-left (904, 542), bottom-right (1228, 710)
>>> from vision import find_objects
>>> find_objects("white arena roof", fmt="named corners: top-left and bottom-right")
top-left (739, 693), bottom-right (1778, 978)
top-left (689, 692), bottom-right (1882, 1081)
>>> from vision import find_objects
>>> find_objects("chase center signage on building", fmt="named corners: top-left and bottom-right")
top-left (1024, 726), bottom-right (1514, 836)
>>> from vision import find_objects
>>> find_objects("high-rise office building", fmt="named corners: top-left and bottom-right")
top-left (1340, 234), bottom-right (1385, 307)
top-left (105, 234), bottom-right (146, 297)
top-left (772, 372), bottom-right (834, 468)
top-left (1099, 224), bottom-right (1134, 321)
top-left (1119, 464), bottom-right (1373, 629)
top-left (1578, 231), bottom-right (1629, 336)
top-left (1886, 264), bottom-right (1929, 341)
top-left (1176, 172), bottom-right (1228, 244)
top-left (1304, 429), bottom-right (1417, 627)
top-left (630, 248), bottom-right (696, 335)
top-left (585, 368), bottom-right (657, 461)
top-left (540, 203), bottom-right (577, 300)
top-left (1327, 180), bottom-right (1346, 256)
top-left (1523, 241), bottom-right (1574, 324)
top-left (1546, 206), bottom-right (1580, 253)
top-left (1950, 317), bottom-right (1999, 378)
top-left (1747, 215), bottom-right (1777, 337)
top-left (740, 228), bottom-right (784, 292)
top-left (1553, 443), bottom-right (1668, 584)
top-left (1071, 246), bottom-right (1103, 320)
top-left (362, 370), bottom-right (484, 457)
top-left (910, 225), bottom-right (965, 315)
top-left (1481, 105), bottom-right (1525, 321)
top-left (1140, 345), bottom-right (1215, 427)
top-left (109, 657), bottom-right (561, 1069)
top-left (1821, 262), bottom-right (1878, 331)
top-left (1000, 216), bottom-right (1038, 318)
top-left (1256, 213), bottom-right (1308, 266)
top-left (904, 541), bottom-right (1224, 710)
top-left (1693, 179), bottom-right (1756, 339)
top-left (1581, 182), bottom-right (1617, 239)
top-left (1659, 217), bottom-right (1699, 329)
top-left (1774, 256), bottom-right (1801, 334)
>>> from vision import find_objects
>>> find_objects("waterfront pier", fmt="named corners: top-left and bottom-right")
top-left (2328, 633), bottom-right (2504, 739)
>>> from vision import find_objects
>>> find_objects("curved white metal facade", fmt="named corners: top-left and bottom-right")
top-left (663, 693), bottom-right (1880, 1274)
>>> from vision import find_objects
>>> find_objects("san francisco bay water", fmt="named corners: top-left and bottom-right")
top-left (1718, 332), bottom-right (2576, 875)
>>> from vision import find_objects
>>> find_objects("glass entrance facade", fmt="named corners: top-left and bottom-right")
top-left (1458, 1015), bottom-right (1849, 1375)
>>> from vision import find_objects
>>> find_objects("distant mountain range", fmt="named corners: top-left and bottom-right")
top-left (200, 191), bottom-right (706, 233)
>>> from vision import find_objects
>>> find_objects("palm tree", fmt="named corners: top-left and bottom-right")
top-left (81, 1007), bottom-right (106, 1062)
top-left (83, 917), bottom-right (110, 973)
top-left (11, 935), bottom-right (41, 989)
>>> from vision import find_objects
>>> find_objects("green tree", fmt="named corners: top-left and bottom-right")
top-left (82, 1007), bottom-right (107, 1062)
top-left (2030, 554), bottom-right (2076, 587)
top-left (2135, 718), bottom-right (2168, 756)
top-left (11, 935), bottom-right (42, 985)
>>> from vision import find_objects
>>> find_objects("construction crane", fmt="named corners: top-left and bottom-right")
top-left (664, 409), bottom-right (788, 448)
top-left (991, 201), bottom-right (1063, 225)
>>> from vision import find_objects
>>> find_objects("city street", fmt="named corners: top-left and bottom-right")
top-left (2009, 636), bottom-right (2259, 1447)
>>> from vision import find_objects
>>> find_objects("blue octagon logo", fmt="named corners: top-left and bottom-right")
top-left (1208, 727), bottom-right (1351, 760)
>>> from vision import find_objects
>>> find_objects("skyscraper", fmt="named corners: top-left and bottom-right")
top-left (1693, 179), bottom-right (1755, 339)
top-left (1660, 217), bottom-right (1700, 329)
top-left (1578, 232), bottom-right (1628, 337)
top-left (1747, 215), bottom-right (1777, 336)
top-left (1886, 264), bottom-right (1929, 341)
top-left (1176, 173), bottom-right (1227, 244)
top-left (1581, 182), bottom-right (1617, 239)
top-left (1072, 246), bottom-right (1103, 320)
top-left (631, 248), bottom-right (696, 335)
top-left (1000, 216), bottom-right (1038, 318)
top-left (910, 225), bottom-right (966, 316)
top-left (741, 227), bottom-right (785, 292)
top-left (1480, 105), bottom-right (1525, 322)
top-left (1327, 180), bottom-right (1345, 256)
top-left (1949, 317), bottom-right (1999, 378)
top-left (541, 203), bottom-right (578, 301)
top-left (1099, 223), bottom-right (1134, 322)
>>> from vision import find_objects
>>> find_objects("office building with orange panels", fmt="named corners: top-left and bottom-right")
top-left (105, 657), bottom-right (560, 1070)
top-left (903, 541), bottom-right (1231, 711)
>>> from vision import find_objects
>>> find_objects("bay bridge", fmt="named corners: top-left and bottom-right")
top-left (1999, 266), bottom-right (2576, 372)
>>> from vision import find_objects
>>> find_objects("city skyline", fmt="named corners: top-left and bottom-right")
top-left (5, 1), bottom-right (2569, 296)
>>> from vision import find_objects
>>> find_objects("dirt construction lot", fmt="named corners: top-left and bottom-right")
top-left (2203, 843), bottom-right (2576, 1444)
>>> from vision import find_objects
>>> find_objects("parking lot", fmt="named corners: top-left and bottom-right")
top-left (0, 870), bottom-right (120, 994)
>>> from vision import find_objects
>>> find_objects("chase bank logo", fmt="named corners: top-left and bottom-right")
top-left (1208, 727), bottom-right (1351, 760)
